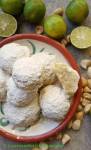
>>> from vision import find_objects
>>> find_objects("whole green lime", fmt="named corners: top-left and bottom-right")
top-left (24, 0), bottom-right (46, 24)
top-left (0, 1), bottom-right (1, 7)
top-left (44, 15), bottom-right (67, 39)
top-left (66, 0), bottom-right (89, 25)
top-left (1, 0), bottom-right (24, 16)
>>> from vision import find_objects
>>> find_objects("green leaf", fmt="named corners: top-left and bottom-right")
top-left (27, 40), bottom-right (36, 54)
top-left (15, 127), bottom-right (27, 131)
top-left (40, 48), bottom-right (45, 52)
top-left (0, 118), bottom-right (9, 126)
top-left (0, 103), bottom-right (4, 115)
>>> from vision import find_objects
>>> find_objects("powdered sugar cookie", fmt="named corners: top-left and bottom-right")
top-left (40, 85), bottom-right (70, 121)
top-left (3, 96), bottom-right (40, 127)
top-left (0, 42), bottom-right (31, 74)
top-left (7, 78), bottom-right (38, 107)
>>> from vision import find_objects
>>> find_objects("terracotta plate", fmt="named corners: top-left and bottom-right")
top-left (0, 34), bottom-right (82, 142)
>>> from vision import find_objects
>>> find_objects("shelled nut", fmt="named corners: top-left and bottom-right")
top-left (87, 67), bottom-right (91, 78)
top-left (61, 39), bottom-right (68, 46)
top-left (53, 8), bottom-right (64, 16)
top-left (80, 59), bottom-right (91, 69)
top-left (83, 93), bottom-right (91, 100)
top-left (83, 86), bottom-right (91, 93)
top-left (35, 26), bottom-right (44, 34)
top-left (80, 97), bottom-right (83, 102)
top-left (84, 104), bottom-right (91, 114)
top-left (75, 111), bottom-right (84, 120)
top-left (62, 134), bottom-right (71, 144)
top-left (77, 104), bottom-right (83, 111)
top-left (61, 35), bottom-right (71, 46)
top-left (81, 77), bottom-right (88, 87)
top-left (81, 98), bottom-right (90, 106)
top-left (65, 34), bottom-right (71, 43)
top-left (72, 120), bottom-right (81, 131)
top-left (88, 79), bottom-right (91, 89)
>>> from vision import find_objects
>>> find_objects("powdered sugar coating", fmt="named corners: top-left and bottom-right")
top-left (3, 96), bottom-right (40, 127)
top-left (0, 69), bottom-right (10, 102)
top-left (12, 52), bottom-right (57, 90)
top-left (7, 78), bottom-right (38, 107)
top-left (40, 85), bottom-right (70, 121)
top-left (0, 42), bottom-right (32, 74)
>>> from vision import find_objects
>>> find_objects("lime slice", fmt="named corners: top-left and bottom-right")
top-left (0, 13), bottom-right (17, 37)
top-left (70, 26), bottom-right (91, 49)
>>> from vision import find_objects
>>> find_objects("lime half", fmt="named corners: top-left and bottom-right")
top-left (0, 13), bottom-right (17, 37)
top-left (70, 26), bottom-right (91, 49)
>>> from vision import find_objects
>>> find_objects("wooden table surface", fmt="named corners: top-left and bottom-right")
top-left (0, 0), bottom-right (91, 150)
